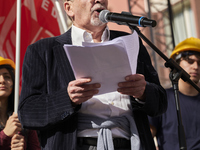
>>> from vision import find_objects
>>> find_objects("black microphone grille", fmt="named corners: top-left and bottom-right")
top-left (99, 10), bottom-right (110, 23)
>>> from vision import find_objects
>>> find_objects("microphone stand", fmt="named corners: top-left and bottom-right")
top-left (127, 24), bottom-right (200, 150)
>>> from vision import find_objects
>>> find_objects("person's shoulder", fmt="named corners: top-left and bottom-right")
top-left (165, 87), bottom-right (177, 102)
top-left (166, 87), bottom-right (173, 92)
top-left (165, 87), bottom-right (174, 95)
top-left (30, 35), bottom-right (60, 46)
top-left (27, 36), bottom-right (57, 53)
top-left (25, 35), bottom-right (62, 58)
top-left (29, 29), bottom-right (71, 48)
top-left (197, 92), bottom-right (200, 97)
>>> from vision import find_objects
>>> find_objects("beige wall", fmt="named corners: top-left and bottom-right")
top-left (190, 0), bottom-right (200, 38)
top-left (105, 0), bottom-right (200, 88)
top-left (107, 0), bottom-right (131, 33)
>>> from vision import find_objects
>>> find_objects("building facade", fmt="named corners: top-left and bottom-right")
top-left (108, 0), bottom-right (200, 88)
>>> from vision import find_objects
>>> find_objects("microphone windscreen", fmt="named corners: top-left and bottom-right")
top-left (99, 10), bottom-right (110, 23)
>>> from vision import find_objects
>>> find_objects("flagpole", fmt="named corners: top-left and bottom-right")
top-left (55, 0), bottom-right (67, 32)
top-left (15, 0), bottom-right (21, 113)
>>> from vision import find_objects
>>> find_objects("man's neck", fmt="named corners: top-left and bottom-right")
top-left (86, 27), bottom-right (106, 42)
top-left (74, 24), bottom-right (106, 43)
top-left (179, 80), bottom-right (199, 96)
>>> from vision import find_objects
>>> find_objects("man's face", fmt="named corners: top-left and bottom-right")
top-left (65, 0), bottom-right (108, 30)
top-left (180, 54), bottom-right (200, 84)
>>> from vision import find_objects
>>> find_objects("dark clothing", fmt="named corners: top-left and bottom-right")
top-left (0, 129), bottom-right (41, 150)
top-left (148, 88), bottom-right (200, 150)
top-left (77, 137), bottom-right (131, 150)
top-left (77, 145), bottom-right (130, 150)
top-left (18, 29), bottom-right (167, 150)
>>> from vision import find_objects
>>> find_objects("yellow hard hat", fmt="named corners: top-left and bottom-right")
top-left (170, 37), bottom-right (200, 59)
top-left (0, 56), bottom-right (15, 70)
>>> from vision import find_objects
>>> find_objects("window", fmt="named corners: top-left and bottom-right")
top-left (172, 0), bottom-right (196, 45)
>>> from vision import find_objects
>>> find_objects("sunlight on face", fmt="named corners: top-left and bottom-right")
top-left (0, 68), bottom-right (13, 99)
top-left (72, 0), bottom-right (108, 28)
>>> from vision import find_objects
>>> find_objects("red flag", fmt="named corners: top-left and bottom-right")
top-left (0, 0), bottom-right (61, 88)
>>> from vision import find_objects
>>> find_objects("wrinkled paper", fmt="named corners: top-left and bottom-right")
top-left (63, 32), bottom-right (139, 95)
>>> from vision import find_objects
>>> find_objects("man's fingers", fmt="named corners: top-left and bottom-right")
top-left (118, 80), bottom-right (146, 88)
top-left (69, 83), bottom-right (100, 93)
top-left (69, 78), bottom-right (92, 86)
top-left (117, 87), bottom-right (145, 97)
top-left (70, 89), bottom-right (99, 104)
top-left (117, 74), bottom-right (146, 98)
top-left (125, 74), bottom-right (144, 81)
top-left (118, 74), bottom-right (146, 88)
top-left (68, 78), bottom-right (101, 104)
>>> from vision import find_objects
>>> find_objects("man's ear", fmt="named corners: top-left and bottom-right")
top-left (64, 1), bottom-right (74, 20)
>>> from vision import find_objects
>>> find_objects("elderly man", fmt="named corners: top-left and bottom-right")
top-left (18, 0), bottom-right (167, 149)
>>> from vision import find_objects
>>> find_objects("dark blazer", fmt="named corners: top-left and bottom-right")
top-left (18, 29), bottom-right (167, 150)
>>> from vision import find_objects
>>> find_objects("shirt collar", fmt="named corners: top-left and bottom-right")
top-left (71, 24), bottom-right (110, 46)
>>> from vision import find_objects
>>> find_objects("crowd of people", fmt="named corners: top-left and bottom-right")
top-left (0, 0), bottom-right (199, 150)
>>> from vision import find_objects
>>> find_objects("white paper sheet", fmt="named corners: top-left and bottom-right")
top-left (63, 31), bottom-right (139, 95)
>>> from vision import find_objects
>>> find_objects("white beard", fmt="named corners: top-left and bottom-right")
top-left (90, 14), bottom-right (105, 27)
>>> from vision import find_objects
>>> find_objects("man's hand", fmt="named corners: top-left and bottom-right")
top-left (11, 134), bottom-right (25, 150)
top-left (3, 113), bottom-right (22, 137)
top-left (68, 78), bottom-right (101, 105)
top-left (117, 74), bottom-right (146, 100)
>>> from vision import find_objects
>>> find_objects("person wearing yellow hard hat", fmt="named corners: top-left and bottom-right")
top-left (171, 37), bottom-right (200, 62)
top-left (170, 37), bottom-right (200, 84)
top-left (0, 56), bottom-right (41, 150)
top-left (0, 56), bottom-right (15, 70)
top-left (148, 37), bottom-right (200, 150)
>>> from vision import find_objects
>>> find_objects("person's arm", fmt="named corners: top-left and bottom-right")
top-left (131, 38), bottom-right (167, 116)
top-left (111, 32), bottom-right (167, 116)
top-left (18, 40), bottom-right (77, 130)
top-left (0, 130), bottom-right (12, 149)
top-left (0, 113), bottom-right (23, 149)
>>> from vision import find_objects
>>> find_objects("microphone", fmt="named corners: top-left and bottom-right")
top-left (99, 10), bottom-right (157, 27)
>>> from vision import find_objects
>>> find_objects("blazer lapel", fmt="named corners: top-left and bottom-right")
top-left (53, 29), bottom-right (76, 84)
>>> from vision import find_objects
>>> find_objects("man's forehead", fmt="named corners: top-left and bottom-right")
top-left (188, 54), bottom-right (200, 60)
